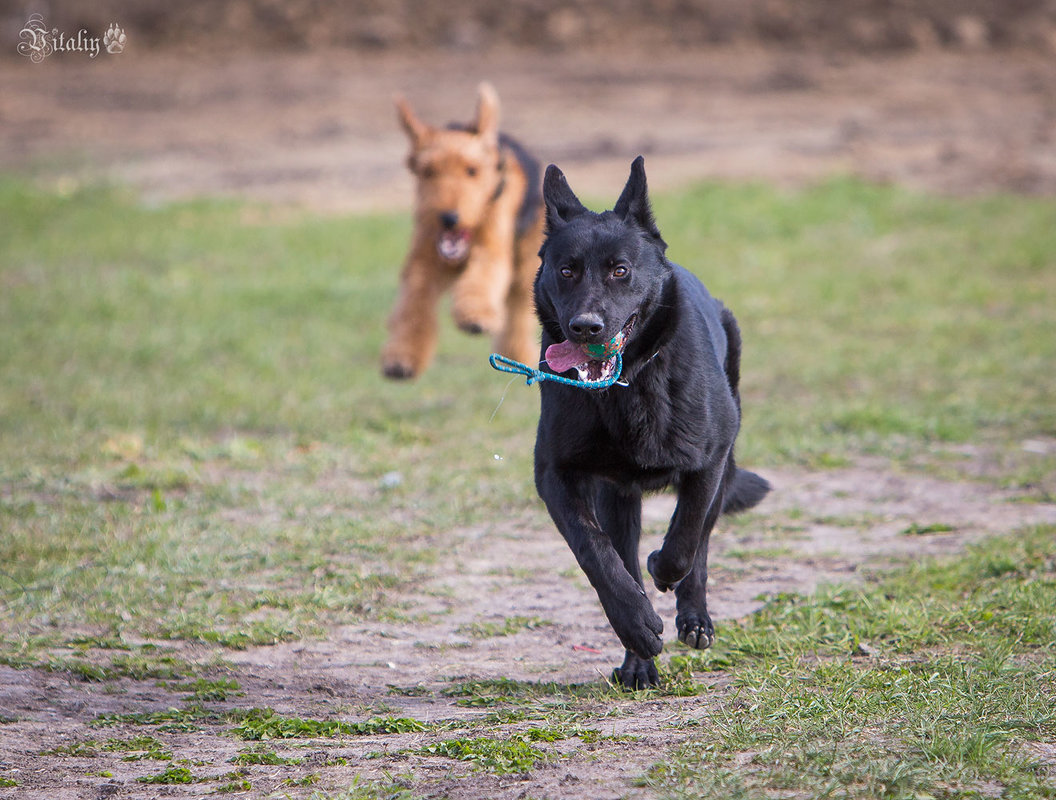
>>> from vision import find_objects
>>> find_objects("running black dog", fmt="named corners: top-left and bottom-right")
top-left (533, 157), bottom-right (770, 689)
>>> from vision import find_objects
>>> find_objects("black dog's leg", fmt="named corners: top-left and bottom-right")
top-left (596, 484), bottom-right (660, 689)
top-left (646, 461), bottom-right (725, 592)
top-left (672, 495), bottom-right (724, 649)
top-left (673, 456), bottom-right (740, 648)
top-left (538, 469), bottom-right (664, 661)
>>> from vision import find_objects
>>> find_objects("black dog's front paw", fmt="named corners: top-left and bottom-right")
top-left (605, 588), bottom-right (664, 659)
top-left (647, 549), bottom-right (690, 592)
top-left (675, 610), bottom-right (714, 650)
top-left (612, 651), bottom-right (660, 690)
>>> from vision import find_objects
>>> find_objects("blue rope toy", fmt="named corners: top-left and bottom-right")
top-left (488, 351), bottom-right (625, 390)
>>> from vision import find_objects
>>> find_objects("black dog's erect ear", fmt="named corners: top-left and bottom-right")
top-left (543, 164), bottom-right (588, 232)
top-left (614, 156), bottom-right (666, 249)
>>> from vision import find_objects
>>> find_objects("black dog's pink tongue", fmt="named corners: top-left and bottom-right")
top-left (544, 340), bottom-right (590, 373)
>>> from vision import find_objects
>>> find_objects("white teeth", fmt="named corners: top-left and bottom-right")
top-left (437, 233), bottom-right (469, 261)
top-left (575, 357), bottom-right (616, 384)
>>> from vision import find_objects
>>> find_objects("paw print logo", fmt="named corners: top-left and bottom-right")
top-left (103, 23), bottom-right (126, 54)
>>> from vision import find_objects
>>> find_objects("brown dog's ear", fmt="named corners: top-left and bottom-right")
top-left (395, 95), bottom-right (430, 147)
top-left (474, 82), bottom-right (500, 147)
top-left (614, 155), bottom-right (665, 249)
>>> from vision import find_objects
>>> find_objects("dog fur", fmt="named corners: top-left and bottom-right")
top-left (382, 83), bottom-right (543, 379)
top-left (533, 156), bottom-right (770, 689)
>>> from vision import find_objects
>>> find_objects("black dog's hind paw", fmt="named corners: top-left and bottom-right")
top-left (612, 652), bottom-right (660, 690)
top-left (646, 549), bottom-right (691, 592)
top-left (675, 610), bottom-right (714, 650)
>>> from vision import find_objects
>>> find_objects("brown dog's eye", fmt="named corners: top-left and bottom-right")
top-left (612, 265), bottom-right (629, 278)
top-left (466, 166), bottom-right (478, 177)
top-left (421, 165), bottom-right (437, 179)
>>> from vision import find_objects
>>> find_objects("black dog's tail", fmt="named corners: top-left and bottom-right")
top-left (717, 307), bottom-right (770, 515)
top-left (722, 466), bottom-right (771, 515)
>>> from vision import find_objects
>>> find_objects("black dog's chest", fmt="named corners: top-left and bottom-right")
top-left (591, 378), bottom-right (705, 480)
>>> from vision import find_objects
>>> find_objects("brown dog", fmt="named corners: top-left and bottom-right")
top-left (382, 83), bottom-right (543, 379)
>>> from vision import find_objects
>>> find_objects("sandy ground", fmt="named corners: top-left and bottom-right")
top-left (2, 46), bottom-right (1055, 213)
top-left (2, 44), bottom-right (1056, 799)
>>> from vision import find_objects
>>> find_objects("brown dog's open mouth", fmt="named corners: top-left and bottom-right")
top-left (437, 230), bottom-right (471, 262)
top-left (544, 314), bottom-right (637, 384)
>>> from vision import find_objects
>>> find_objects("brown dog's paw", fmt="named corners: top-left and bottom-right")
top-left (381, 339), bottom-right (428, 380)
top-left (452, 302), bottom-right (503, 337)
top-left (381, 359), bottom-right (418, 380)
top-left (457, 319), bottom-right (486, 335)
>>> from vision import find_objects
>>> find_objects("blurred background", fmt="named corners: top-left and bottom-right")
top-left (2, 0), bottom-right (1055, 211)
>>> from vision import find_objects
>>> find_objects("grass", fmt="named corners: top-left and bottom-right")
top-left (136, 765), bottom-right (195, 784)
top-left (230, 709), bottom-right (426, 740)
top-left (457, 614), bottom-right (553, 638)
top-left (651, 180), bottom-right (1056, 468)
top-left (411, 734), bottom-right (549, 774)
top-left (647, 525), bottom-right (1056, 799)
top-left (0, 174), bottom-right (1054, 797)
top-left (102, 736), bottom-right (173, 761)
top-left (1, 176), bottom-right (1053, 662)
top-left (231, 745), bottom-right (303, 766)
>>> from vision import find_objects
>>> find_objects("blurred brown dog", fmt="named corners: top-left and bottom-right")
top-left (382, 83), bottom-right (543, 379)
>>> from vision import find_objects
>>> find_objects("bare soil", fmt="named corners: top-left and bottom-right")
top-left (2, 44), bottom-right (1056, 799)
top-left (2, 47), bottom-right (1055, 213)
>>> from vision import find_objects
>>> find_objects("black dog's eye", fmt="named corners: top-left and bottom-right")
top-left (612, 264), bottom-right (629, 278)
top-left (559, 265), bottom-right (575, 279)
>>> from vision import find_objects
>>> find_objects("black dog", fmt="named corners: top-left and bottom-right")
top-left (533, 156), bottom-right (770, 689)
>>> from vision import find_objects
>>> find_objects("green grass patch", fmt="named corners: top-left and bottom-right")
top-left (230, 745), bottom-right (302, 766)
top-left (307, 777), bottom-right (420, 800)
top-left (649, 179), bottom-right (1056, 469)
top-left (171, 677), bottom-right (243, 702)
top-left (101, 735), bottom-right (172, 761)
top-left (283, 773), bottom-right (321, 787)
top-left (412, 735), bottom-right (548, 775)
top-left (457, 615), bottom-right (553, 638)
top-left (442, 676), bottom-right (610, 706)
top-left (91, 705), bottom-right (224, 732)
top-left (230, 708), bottom-right (427, 741)
top-left (215, 778), bottom-right (253, 793)
top-left (644, 525), bottom-right (1056, 799)
top-left (901, 521), bottom-right (958, 535)
top-left (137, 765), bottom-right (195, 784)
top-left (42, 740), bottom-right (100, 757)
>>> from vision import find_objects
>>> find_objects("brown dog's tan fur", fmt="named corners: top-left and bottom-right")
top-left (382, 83), bottom-right (543, 379)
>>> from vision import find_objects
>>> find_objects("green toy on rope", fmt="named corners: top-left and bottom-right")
top-left (489, 326), bottom-right (630, 390)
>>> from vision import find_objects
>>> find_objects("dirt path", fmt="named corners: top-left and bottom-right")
top-left (2, 47), bottom-right (1055, 213)
top-left (4, 462), bottom-right (1055, 799)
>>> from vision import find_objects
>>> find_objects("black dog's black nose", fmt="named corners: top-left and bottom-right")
top-left (569, 312), bottom-right (605, 340)
top-left (439, 211), bottom-right (459, 230)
